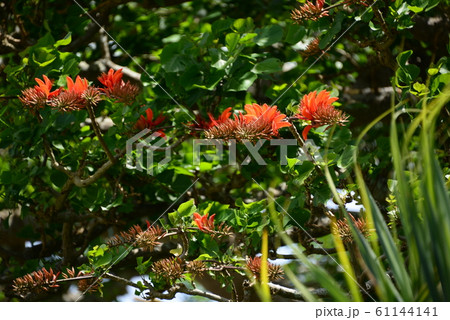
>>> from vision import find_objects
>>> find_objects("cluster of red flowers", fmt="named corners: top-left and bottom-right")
top-left (204, 103), bottom-right (292, 142)
top-left (19, 68), bottom-right (139, 112)
top-left (20, 71), bottom-right (347, 141)
top-left (296, 90), bottom-right (349, 140)
top-left (202, 89), bottom-right (347, 141)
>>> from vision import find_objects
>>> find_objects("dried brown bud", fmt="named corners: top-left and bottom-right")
top-left (62, 267), bottom-right (101, 294)
top-left (335, 214), bottom-right (371, 245)
top-left (246, 256), bottom-right (284, 282)
top-left (152, 257), bottom-right (185, 282)
top-left (107, 223), bottom-right (165, 251)
top-left (186, 260), bottom-right (207, 277)
top-left (12, 267), bottom-right (60, 298)
top-left (291, 0), bottom-right (329, 24)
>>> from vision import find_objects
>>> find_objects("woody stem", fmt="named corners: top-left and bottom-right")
top-left (288, 120), bottom-right (305, 147)
top-left (86, 102), bottom-right (115, 163)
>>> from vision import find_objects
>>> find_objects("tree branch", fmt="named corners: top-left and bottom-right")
top-left (72, 152), bottom-right (122, 187)
top-left (268, 282), bottom-right (329, 301)
top-left (145, 282), bottom-right (231, 302)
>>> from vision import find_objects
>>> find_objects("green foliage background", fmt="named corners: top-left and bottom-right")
top-left (0, 0), bottom-right (449, 301)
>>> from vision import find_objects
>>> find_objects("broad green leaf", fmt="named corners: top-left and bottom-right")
top-left (254, 25), bottom-right (283, 46)
top-left (252, 58), bottom-right (282, 74)
top-left (168, 199), bottom-right (197, 225)
top-left (232, 18), bottom-right (254, 33)
top-left (319, 12), bottom-right (344, 49)
top-left (284, 24), bottom-right (305, 44)
top-left (212, 19), bottom-right (233, 35)
top-left (225, 71), bottom-right (257, 91)
top-left (225, 33), bottom-right (240, 52)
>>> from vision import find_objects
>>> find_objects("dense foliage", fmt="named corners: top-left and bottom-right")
top-left (0, 0), bottom-right (449, 302)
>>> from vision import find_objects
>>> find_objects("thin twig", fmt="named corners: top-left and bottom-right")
top-left (86, 102), bottom-right (115, 162)
top-left (145, 282), bottom-right (230, 302)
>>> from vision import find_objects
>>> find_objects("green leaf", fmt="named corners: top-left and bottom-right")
top-left (239, 33), bottom-right (257, 44)
top-left (135, 257), bottom-right (152, 275)
top-left (168, 199), bottom-right (197, 225)
top-left (396, 50), bottom-right (413, 68)
top-left (284, 24), bottom-right (305, 45)
top-left (252, 58), bottom-right (282, 74)
top-left (295, 161), bottom-right (315, 185)
top-left (212, 19), bottom-right (233, 35)
top-left (194, 69), bottom-right (226, 90)
top-left (395, 51), bottom-right (420, 86)
top-left (319, 12), bottom-right (344, 49)
top-left (32, 50), bottom-right (57, 67)
top-left (254, 25), bottom-right (283, 46)
top-left (407, 5), bottom-right (423, 13)
top-left (62, 58), bottom-right (80, 76)
top-left (431, 74), bottom-right (450, 94)
top-left (225, 33), bottom-right (240, 52)
top-left (54, 32), bottom-right (72, 48)
top-left (232, 18), bottom-right (254, 33)
top-left (367, 192), bottom-right (414, 300)
top-left (209, 48), bottom-right (228, 70)
top-left (337, 145), bottom-right (356, 169)
top-left (36, 32), bottom-right (55, 47)
top-left (160, 42), bottom-right (191, 73)
top-left (225, 71), bottom-right (257, 91)
top-left (94, 252), bottom-right (113, 268)
top-left (411, 82), bottom-right (429, 96)
top-left (427, 67), bottom-right (439, 76)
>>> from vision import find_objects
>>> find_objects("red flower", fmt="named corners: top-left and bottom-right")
top-left (193, 212), bottom-right (215, 232)
top-left (66, 75), bottom-right (89, 95)
top-left (34, 75), bottom-right (62, 99)
top-left (208, 107), bottom-right (232, 127)
top-left (189, 114), bottom-right (213, 130)
top-left (296, 90), bottom-right (348, 140)
top-left (19, 75), bottom-right (63, 110)
top-left (98, 68), bottom-right (139, 104)
top-left (243, 103), bottom-right (291, 135)
top-left (187, 108), bottom-right (233, 134)
top-left (135, 108), bottom-right (166, 136)
top-left (47, 76), bottom-right (90, 111)
top-left (98, 68), bottom-right (123, 89)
